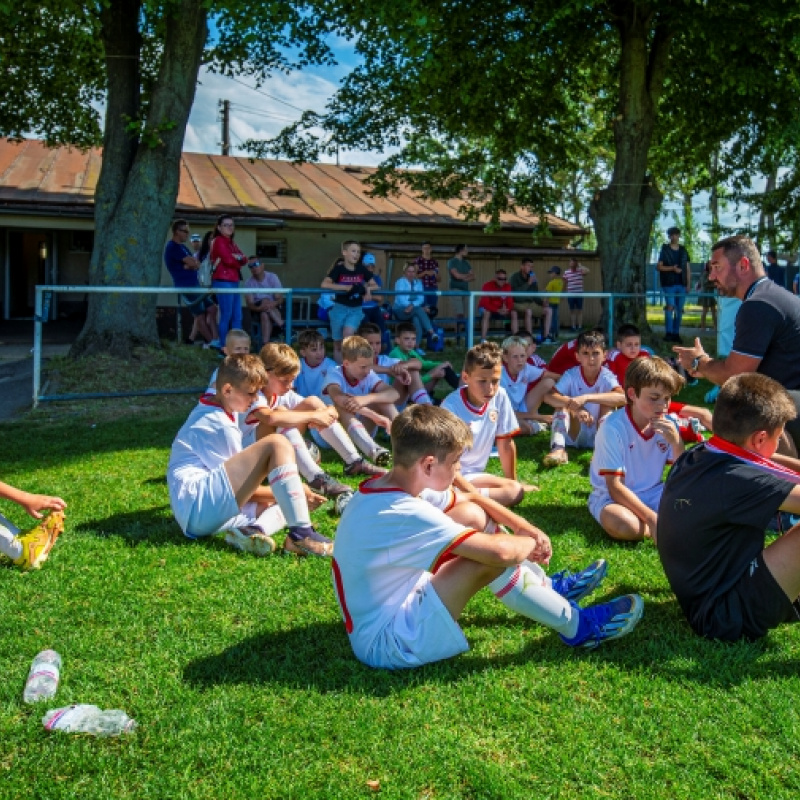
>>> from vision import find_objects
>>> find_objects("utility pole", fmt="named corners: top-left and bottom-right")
top-left (220, 99), bottom-right (230, 156)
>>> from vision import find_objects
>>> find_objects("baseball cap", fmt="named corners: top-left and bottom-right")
top-left (190, 234), bottom-right (201, 242)
top-left (548, 265), bottom-right (561, 275)
top-left (362, 253), bottom-right (376, 266)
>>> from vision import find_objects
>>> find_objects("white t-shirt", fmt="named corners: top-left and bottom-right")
top-left (240, 389), bottom-right (306, 440)
top-left (501, 363), bottom-right (546, 412)
top-left (441, 386), bottom-right (519, 474)
top-left (589, 406), bottom-right (676, 497)
top-left (555, 365), bottom-right (620, 424)
top-left (323, 366), bottom-right (384, 398)
top-left (295, 356), bottom-right (338, 403)
top-left (332, 480), bottom-right (476, 664)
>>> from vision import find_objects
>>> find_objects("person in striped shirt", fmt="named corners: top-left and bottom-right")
top-left (564, 258), bottom-right (590, 332)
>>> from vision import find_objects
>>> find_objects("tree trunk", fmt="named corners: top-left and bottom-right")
top-left (589, 4), bottom-right (671, 335)
top-left (72, 0), bottom-right (208, 358)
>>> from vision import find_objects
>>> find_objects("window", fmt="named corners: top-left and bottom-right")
top-left (70, 230), bottom-right (94, 253)
top-left (256, 239), bottom-right (287, 265)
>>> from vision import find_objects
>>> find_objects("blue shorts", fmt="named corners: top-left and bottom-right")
top-left (329, 303), bottom-right (364, 340)
top-left (568, 297), bottom-right (583, 311)
top-left (182, 292), bottom-right (215, 317)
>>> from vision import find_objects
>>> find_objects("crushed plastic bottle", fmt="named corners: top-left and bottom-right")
top-left (42, 704), bottom-right (137, 736)
top-left (23, 650), bottom-right (62, 703)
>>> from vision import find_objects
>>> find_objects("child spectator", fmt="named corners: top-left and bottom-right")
top-left (331, 404), bottom-right (644, 669)
top-left (478, 268), bottom-right (519, 341)
top-left (321, 240), bottom-right (378, 363)
top-left (657, 373), bottom-right (800, 641)
top-left (323, 336), bottom-right (398, 467)
top-left (167, 354), bottom-right (332, 557)
top-left (589, 358), bottom-right (685, 541)
top-left (357, 322), bottom-right (433, 407)
top-left (543, 266), bottom-right (565, 342)
top-left (0, 480), bottom-right (65, 570)
top-left (564, 258), bottom-right (590, 331)
top-left (294, 330), bottom-right (387, 477)
top-left (441, 341), bottom-right (537, 505)
top-left (542, 330), bottom-right (626, 467)
top-left (604, 324), bottom-right (649, 386)
top-left (500, 335), bottom-right (557, 434)
top-left (244, 260), bottom-right (284, 345)
top-left (392, 261), bottom-right (439, 346)
top-left (414, 241), bottom-right (440, 318)
top-left (389, 322), bottom-right (459, 398)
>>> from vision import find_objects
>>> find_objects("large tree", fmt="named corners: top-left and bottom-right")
top-left (258, 0), bottom-right (800, 329)
top-left (0, 0), bottom-right (343, 356)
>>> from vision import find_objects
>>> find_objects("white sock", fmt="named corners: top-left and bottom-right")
top-left (0, 518), bottom-right (21, 560)
top-left (488, 564), bottom-right (579, 637)
top-left (279, 427), bottom-right (324, 481)
top-left (347, 419), bottom-right (379, 460)
top-left (551, 410), bottom-right (568, 449)
top-left (318, 421), bottom-right (361, 465)
top-left (411, 389), bottom-right (433, 405)
top-left (253, 504), bottom-right (287, 537)
top-left (268, 464), bottom-right (311, 528)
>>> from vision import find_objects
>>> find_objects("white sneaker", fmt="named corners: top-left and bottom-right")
top-left (224, 526), bottom-right (276, 556)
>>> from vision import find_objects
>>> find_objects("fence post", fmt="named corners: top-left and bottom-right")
top-left (33, 286), bottom-right (43, 408)
top-left (284, 288), bottom-right (293, 343)
top-left (467, 292), bottom-right (475, 350)
top-left (607, 293), bottom-right (614, 346)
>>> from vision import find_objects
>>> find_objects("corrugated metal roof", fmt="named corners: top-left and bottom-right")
top-left (0, 139), bottom-right (583, 234)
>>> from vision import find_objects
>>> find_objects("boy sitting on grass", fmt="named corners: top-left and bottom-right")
top-left (168, 354), bottom-right (332, 557)
top-left (589, 358), bottom-right (685, 541)
top-left (542, 331), bottom-right (626, 467)
top-left (323, 335), bottom-right (399, 467)
top-left (603, 323), bottom-right (649, 386)
top-left (389, 322), bottom-right (460, 399)
top-left (0, 480), bottom-right (65, 570)
top-left (658, 373), bottom-right (800, 642)
top-left (500, 335), bottom-right (557, 435)
top-left (293, 329), bottom-right (337, 401)
top-left (331, 404), bottom-right (644, 669)
top-left (206, 328), bottom-right (252, 393)
top-left (441, 341), bottom-right (537, 505)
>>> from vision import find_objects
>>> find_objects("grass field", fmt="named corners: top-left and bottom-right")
top-left (2, 339), bottom-right (800, 800)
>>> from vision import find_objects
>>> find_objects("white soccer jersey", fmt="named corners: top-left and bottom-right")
top-left (589, 406), bottom-right (676, 496)
top-left (555, 365), bottom-right (621, 424)
top-left (501, 363), bottom-right (546, 412)
top-left (332, 480), bottom-right (476, 665)
top-left (295, 356), bottom-right (337, 403)
top-left (206, 367), bottom-right (219, 395)
top-left (323, 366), bottom-right (384, 398)
top-left (239, 389), bottom-right (307, 441)
top-left (376, 354), bottom-right (401, 369)
top-left (441, 386), bottom-right (519, 474)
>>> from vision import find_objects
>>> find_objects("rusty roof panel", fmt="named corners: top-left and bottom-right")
top-left (184, 153), bottom-right (240, 211)
top-left (0, 139), bottom-right (27, 184)
top-left (299, 161), bottom-right (382, 219)
top-left (39, 146), bottom-right (94, 200)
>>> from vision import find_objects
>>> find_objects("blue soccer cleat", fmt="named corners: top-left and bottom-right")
top-left (550, 559), bottom-right (608, 603)
top-left (561, 594), bottom-right (644, 650)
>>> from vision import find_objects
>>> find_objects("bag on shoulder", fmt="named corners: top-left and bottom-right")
top-left (198, 256), bottom-right (218, 288)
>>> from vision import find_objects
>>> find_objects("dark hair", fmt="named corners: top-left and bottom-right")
top-left (667, 226), bottom-right (680, 236)
top-left (297, 328), bottom-right (325, 350)
top-left (616, 323), bottom-right (640, 341)
top-left (171, 218), bottom-right (189, 234)
top-left (576, 330), bottom-right (606, 351)
top-left (391, 405), bottom-right (472, 469)
top-left (215, 214), bottom-right (235, 239)
top-left (767, 250), bottom-right (778, 259)
top-left (395, 321), bottom-right (417, 337)
top-left (356, 321), bottom-right (381, 337)
top-left (625, 357), bottom-right (684, 397)
top-left (521, 258), bottom-right (533, 265)
top-left (454, 243), bottom-right (467, 254)
top-left (198, 230), bottom-right (214, 262)
top-left (710, 235), bottom-right (763, 273)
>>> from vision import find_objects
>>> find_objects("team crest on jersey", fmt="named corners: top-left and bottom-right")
top-left (656, 440), bottom-right (668, 453)
top-left (489, 410), bottom-right (498, 422)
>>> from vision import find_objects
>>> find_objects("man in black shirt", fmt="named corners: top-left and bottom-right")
top-left (657, 227), bottom-right (691, 343)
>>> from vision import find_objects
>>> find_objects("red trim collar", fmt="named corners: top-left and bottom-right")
top-left (460, 386), bottom-right (488, 414)
top-left (199, 394), bottom-right (235, 422)
top-left (706, 436), bottom-right (800, 484)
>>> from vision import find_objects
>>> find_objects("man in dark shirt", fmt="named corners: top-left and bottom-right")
top-left (765, 250), bottom-right (786, 288)
top-left (510, 258), bottom-right (549, 339)
top-left (656, 227), bottom-right (691, 343)
top-left (674, 235), bottom-right (800, 453)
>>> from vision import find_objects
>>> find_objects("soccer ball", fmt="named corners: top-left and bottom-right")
top-left (334, 491), bottom-right (354, 516)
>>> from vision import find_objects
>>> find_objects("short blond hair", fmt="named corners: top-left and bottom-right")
top-left (501, 335), bottom-right (529, 355)
top-left (342, 335), bottom-right (373, 362)
top-left (216, 354), bottom-right (267, 392)
top-left (259, 342), bottom-right (300, 377)
top-left (391, 405), bottom-right (472, 469)
top-left (625, 357), bottom-right (685, 397)
top-left (225, 328), bottom-right (251, 349)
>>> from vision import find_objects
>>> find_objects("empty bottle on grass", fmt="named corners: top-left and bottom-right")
top-left (43, 704), bottom-right (137, 736)
top-left (23, 650), bottom-right (62, 703)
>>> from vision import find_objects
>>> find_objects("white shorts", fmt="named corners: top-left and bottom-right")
top-left (361, 573), bottom-right (469, 670)
top-left (588, 483), bottom-right (664, 525)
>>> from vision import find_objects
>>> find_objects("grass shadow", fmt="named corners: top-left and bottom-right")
top-left (75, 505), bottom-right (194, 548)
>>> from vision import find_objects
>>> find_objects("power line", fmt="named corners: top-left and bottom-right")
top-left (229, 76), bottom-right (308, 114)
top-left (228, 103), bottom-right (297, 124)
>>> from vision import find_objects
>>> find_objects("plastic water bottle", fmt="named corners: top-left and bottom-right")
top-left (23, 650), bottom-right (62, 703)
top-left (43, 704), bottom-right (137, 736)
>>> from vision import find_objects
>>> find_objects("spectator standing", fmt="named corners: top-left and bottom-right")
top-left (564, 258), bottom-right (590, 331)
top-left (164, 219), bottom-right (219, 347)
top-left (657, 226), bottom-right (692, 344)
top-left (393, 262), bottom-right (438, 346)
top-left (510, 258), bottom-right (550, 339)
top-left (447, 243), bottom-right (474, 318)
top-left (766, 250), bottom-right (786, 288)
top-left (244, 260), bottom-right (284, 345)
top-left (697, 260), bottom-right (717, 332)
top-left (478, 268), bottom-right (518, 341)
top-left (210, 215), bottom-right (249, 346)
top-left (190, 233), bottom-right (202, 255)
top-left (414, 241), bottom-right (440, 318)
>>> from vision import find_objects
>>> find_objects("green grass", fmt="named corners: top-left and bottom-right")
top-left (3, 350), bottom-right (800, 799)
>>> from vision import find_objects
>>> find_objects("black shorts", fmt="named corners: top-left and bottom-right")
top-left (182, 292), bottom-right (215, 317)
top-left (690, 551), bottom-right (800, 641)
top-left (568, 297), bottom-right (584, 311)
top-left (784, 390), bottom-right (800, 454)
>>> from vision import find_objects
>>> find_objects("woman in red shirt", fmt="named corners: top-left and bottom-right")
top-left (210, 215), bottom-right (249, 345)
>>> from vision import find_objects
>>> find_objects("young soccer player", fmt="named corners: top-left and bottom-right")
top-left (500, 335), bottom-right (557, 434)
top-left (323, 336), bottom-right (399, 466)
top-left (0, 480), bottom-right (65, 570)
top-left (389, 322), bottom-right (460, 398)
top-left (441, 341), bottom-right (537, 504)
top-left (168, 354), bottom-right (332, 557)
top-left (589, 358), bottom-right (685, 541)
top-left (604, 324), bottom-right (649, 386)
top-left (331, 404), bottom-right (644, 669)
top-left (542, 331), bottom-right (626, 467)
top-left (206, 329), bottom-right (252, 393)
top-left (658, 373), bottom-right (800, 641)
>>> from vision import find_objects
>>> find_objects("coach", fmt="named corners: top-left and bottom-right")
top-left (674, 235), bottom-right (800, 452)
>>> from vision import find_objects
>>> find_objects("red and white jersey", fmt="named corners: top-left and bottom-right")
top-left (441, 386), bottom-right (519, 474)
top-left (555, 365), bottom-right (621, 423)
top-left (323, 366), bottom-right (384, 398)
top-left (589, 406), bottom-right (676, 496)
top-left (603, 349), bottom-right (649, 387)
top-left (501, 363), bottom-right (546, 412)
top-left (295, 356), bottom-right (337, 402)
top-left (240, 389), bottom-right (306, 438)
top-left (527, 353), bottom-right (547, 369)
top-left (331, 479), bottom-right (477, 664)
top-left (546, 339), bottom-right (580, 375)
